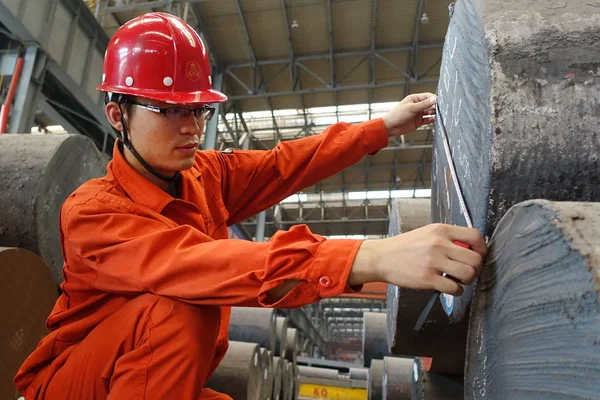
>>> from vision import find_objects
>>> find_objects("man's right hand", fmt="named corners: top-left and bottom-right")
top-left (348, 224), bottom-right (487, 296)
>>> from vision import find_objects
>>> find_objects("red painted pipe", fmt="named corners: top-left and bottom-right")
top-left (0, 55), bottom-right (25, 133)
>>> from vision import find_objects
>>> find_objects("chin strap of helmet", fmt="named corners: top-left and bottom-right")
top-left (107, 93), bottom-right (181, 196)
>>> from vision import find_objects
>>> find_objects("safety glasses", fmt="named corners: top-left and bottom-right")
top-left (125, 100), bottom-right (216, 122)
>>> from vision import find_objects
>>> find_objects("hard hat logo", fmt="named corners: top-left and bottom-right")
top-left (186, 61), bottom-right (202, 81)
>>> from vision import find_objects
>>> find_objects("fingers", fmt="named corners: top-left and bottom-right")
top-left (410, 94), bottom-right (438, 112)
top-left (445, 225), bottom-right (488, 258)
top-left (434, 259), bottom-right (478, 285)
top-left (405, 92), bottom-right (437, 103)
top-left (430, 275), bottom-right (464, 296)
top-left (447, 243), bottom-right (483, 272)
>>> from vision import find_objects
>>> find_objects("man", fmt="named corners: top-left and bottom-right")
top-left (15, 12), bottom-right (486, 399)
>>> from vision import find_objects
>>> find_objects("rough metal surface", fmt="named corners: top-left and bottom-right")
top-left (386, 199), bottom-right (466, 374)
top-left (229, 307), bottom-right (277, 353)
top-left (430, 0), bottom-right (600, 359)
top-left (412, 358), bottom-right (463, 400)
top-left (205, 340), bottom-right (263, 400)
top-left (382, 357), bottom-right (414, 400)
top-left (362, 312), bottom-right (390, 368)
top-left (368, 359), bottom-right (384, 400)
top-left (432, 0), bottom-right (600, 240)
top-left (0, 247), bottom-right (58, 400)
top-left (0, 134), bottom-right (107, 284)
top-left (466, 200), bottom-right (600, 399)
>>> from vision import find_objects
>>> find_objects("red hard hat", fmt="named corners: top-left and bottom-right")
top-left (97, 12), bottom-right (227, 104)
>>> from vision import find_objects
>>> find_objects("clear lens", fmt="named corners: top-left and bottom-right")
top-left (165, 108), bottom-right (191, 121)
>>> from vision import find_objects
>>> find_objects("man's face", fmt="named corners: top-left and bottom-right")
top-left (122, 97), bottom-right (207, 175)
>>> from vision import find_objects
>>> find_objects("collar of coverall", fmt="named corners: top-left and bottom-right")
top-left (110, 141), bottom-right (202, 213)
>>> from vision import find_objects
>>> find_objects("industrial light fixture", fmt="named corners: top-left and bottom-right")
top-left (420, 12), bottom-right (429, 24)
top-left (290, 0), bottom-right (300, 30)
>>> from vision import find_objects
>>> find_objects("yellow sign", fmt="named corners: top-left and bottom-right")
top-left (298, 383), bottom-right (367, 400)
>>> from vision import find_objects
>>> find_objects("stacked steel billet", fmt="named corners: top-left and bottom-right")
top-left (362, 312), bottom-right (391, 367)
top-left (0, 134), bottom-right (107, 284)
top-left (229, 307), bottom-right (277, 352)
top-left (0, 248), bottom-right (58, 399)
top-left (292, 364), bottom-right (299, 400)
top-left (281, 360), bottom-right (293, 400)
top-left (389, 199), bottom-right (431, 232)
top-left (298, 366), bottom-right (339, 380)
top-left (271, 356), bottom-right (283, 400)
top-left (260, 348), bottom-right (274, 400)
top-left (205, 341), bottom-right (263, 400)
top-left (386, 199), bottom-right (465, 374)
top-left (368, 359), bottom-right (384, 400)
top-left (412, 358), bottom-right (463, 399)
top-left (284, 327), bottom-right (299, 367)
top-left (349, 367), bottom-right (368, 381)
top-left (275, 316), bottom-right (288, 358)
top-left (382, 357), bottom-right (414, 400)
top-left (466, 201), bottom-right (600, 399)
top-left (431, 0), bottom-right (600, 324)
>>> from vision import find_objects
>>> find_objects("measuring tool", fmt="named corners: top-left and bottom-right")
top-left (414, 101), bottom-right (473, 332)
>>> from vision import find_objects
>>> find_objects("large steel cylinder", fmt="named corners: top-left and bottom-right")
top-left (229, 307), bottom-right (277, 353)
top-left (362, 311), bottom-right (390, 367)
top-left (284, 327), bottom-right (298, 366)
top-left (466, 200), bottom-right (600, 399)
top-left (205, 341), bottom-right (263, 400)
top-left (368, 359), bottom-right (384, 400)
top-left (0, 247), bottom-right (58, 399)
top-left (260, 348), bottom-right (274, 400)
top-left (382, 357), bottom-right (414, 400)
top-left (275, 316), bottom-right (288, 358)
top-left (0, 134), bottom-right (107, 283)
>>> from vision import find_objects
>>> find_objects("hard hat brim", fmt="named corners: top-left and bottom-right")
top-left (97, 84), bottom-right (228, 105)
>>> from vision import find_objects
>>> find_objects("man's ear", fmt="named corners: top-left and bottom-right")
top-left (105, 102), bottom-right (126, 132)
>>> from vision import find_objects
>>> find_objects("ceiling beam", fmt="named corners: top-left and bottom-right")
top-left (278, 0), bottom-right (303, 141)
top-left (368, 0), bottom-right (377, 120)
top-left (411, 0), bottom-right (426, 80)
top-left (188, 3), bottom-right (221, 71)
top-left (234, 0), bottom-right (282, 141)
top-left (226, 43), bottom-right (443, 69)
top-left (105, 0), bottom-right (169, 13)
top-left (228, 79), bottom-right (437, 100)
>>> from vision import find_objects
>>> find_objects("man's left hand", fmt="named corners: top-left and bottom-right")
top-left (382, 93), bottom-right (438, 137)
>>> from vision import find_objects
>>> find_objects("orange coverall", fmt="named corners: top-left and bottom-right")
top-left (14, 118), bottom-right (388, 399)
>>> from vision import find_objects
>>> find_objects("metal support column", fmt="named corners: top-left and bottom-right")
top-left (203, 72), bottom-right (223, 150)
top-left (255, 211), bottom-right (266, 242)
top-left (9, 46), bottom-right (47, 133)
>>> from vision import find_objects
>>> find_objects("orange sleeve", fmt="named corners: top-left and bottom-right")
top-left (62, 198), bottom-right (362, 308)
top-left (212, 119), bottom-right (388, 224)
